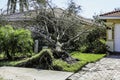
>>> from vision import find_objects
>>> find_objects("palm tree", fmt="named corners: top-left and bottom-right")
top-left (19, 0), bottom-right (29, 12)
top-left (7, 0), bottom-right (47, 14)
top-left (7, 0), bottom-right (29, 14)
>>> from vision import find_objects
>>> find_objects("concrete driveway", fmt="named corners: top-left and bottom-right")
top-left (67, 55), bottom-right (120, 80)
top-left (0, 66), bottom-right (73, 80)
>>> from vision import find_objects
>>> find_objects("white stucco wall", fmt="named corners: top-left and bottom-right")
top-left (106, 41), bottom-right (114, 52)
top-left (114, 24), bottom-right (120, 52)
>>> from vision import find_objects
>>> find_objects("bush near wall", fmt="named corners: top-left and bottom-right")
top-left (79, 27), bottom-right (107, 53)
top-left (0, 25), bottom-right (33, 60)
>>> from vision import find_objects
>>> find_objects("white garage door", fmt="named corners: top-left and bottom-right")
top-left (115, 24), bottom-right (120, 52)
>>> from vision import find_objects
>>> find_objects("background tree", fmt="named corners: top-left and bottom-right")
top-left (7, 0), bottom-right (29, 14)
top-left (67, 0), bottom-right (81, 15)
top-left (7, 0), bottom-right (47, 14)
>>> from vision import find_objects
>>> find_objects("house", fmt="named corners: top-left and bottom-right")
top-left (99, 10), bottom-right (120, 52)
top-left (1, 8), bottom-right (94, 26)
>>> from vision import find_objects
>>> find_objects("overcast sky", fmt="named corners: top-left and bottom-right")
top-left (0, 0), bottom-right (120, 18)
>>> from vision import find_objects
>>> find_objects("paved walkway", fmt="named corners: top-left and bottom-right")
top-left (0, 66), bottom-right (73, 80)
top-left (67, 55), bottom-right (120, 80)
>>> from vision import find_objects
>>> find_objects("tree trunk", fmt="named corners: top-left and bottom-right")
top-left (55, 41), bottom-right (63, 51)
top-left (53, 41), bottom-right (79, 64)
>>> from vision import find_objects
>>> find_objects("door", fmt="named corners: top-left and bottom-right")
top-left (115, 24), bottom-right (120, 52)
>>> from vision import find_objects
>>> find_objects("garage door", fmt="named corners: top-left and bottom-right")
top-left (115, 24), bottom-right (120, 52)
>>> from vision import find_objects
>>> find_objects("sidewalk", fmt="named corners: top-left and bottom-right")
top-left (0, 66), bottom-right (73, 80)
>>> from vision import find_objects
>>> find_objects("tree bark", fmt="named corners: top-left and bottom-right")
top-left (53, 41), bottom-right (79, 64)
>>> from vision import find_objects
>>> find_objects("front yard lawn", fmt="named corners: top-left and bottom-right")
top-left (0, 51), bottom-right (106, 73)
top-left (53, 52), bottom-right (106, 72)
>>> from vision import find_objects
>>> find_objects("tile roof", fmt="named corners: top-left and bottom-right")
top-left (100, 10), bottom-right (120, 17)
top-left (2, 8), bottom-right (64, 21)
top-left (1, 8), bottom-right (93, 25)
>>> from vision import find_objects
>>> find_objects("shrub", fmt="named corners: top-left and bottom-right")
top-left (79, 27), bottom-right (107, 53)
top-left (0, 25), bottom-right (33, 60)
top-left (92, 40), bottom-right (106, 53)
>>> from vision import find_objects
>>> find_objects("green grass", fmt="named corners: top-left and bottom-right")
top-left (71, 52), bottom-right (106, 63)
top-left (53, 59), bottom-right (87, 72)
top-left (0, 51), bottom-right (106, 72)
top-left (53, 52), bottom-right (106, 72)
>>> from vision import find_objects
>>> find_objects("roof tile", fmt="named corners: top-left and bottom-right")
top-left (100, 10), bottom-right (120, 17)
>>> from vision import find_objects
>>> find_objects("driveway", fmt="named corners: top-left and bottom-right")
top-left (0, 66), bottom-right (73, 80)
top-left (67, 55), bottom-right (120, 80)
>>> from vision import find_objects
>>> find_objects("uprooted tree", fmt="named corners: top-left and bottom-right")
top-left (26, 1), bottom-right (96, 64)
top-left (15, 49), bottom-right (54, 69)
